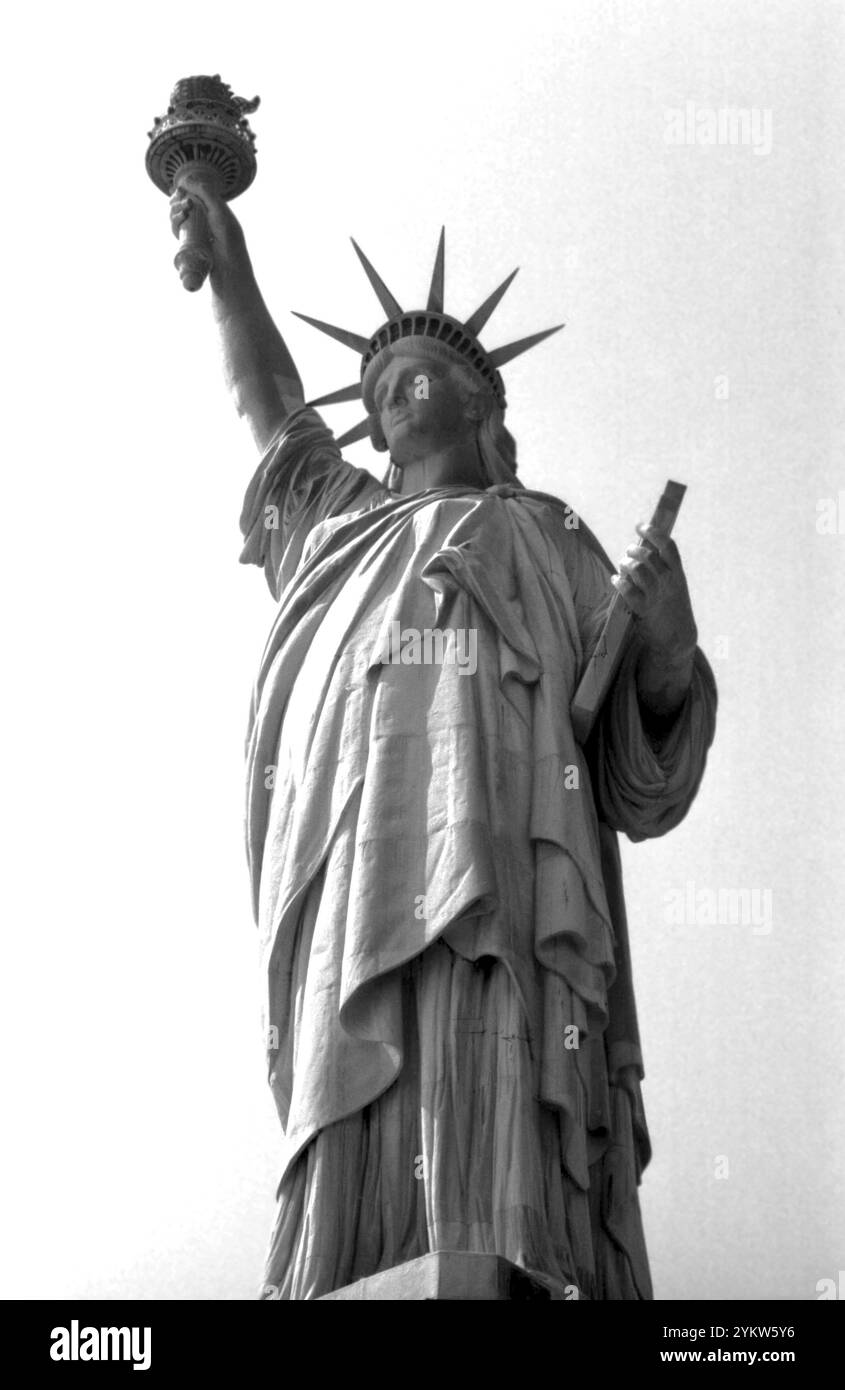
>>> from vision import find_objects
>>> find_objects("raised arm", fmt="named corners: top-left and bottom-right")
top-left (170, 173), bottom-right (305, 453)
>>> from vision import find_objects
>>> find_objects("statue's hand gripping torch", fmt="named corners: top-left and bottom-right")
top-left (146, 74), bottom-right (260, 292)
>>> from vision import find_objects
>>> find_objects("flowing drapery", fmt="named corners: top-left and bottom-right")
top-left (239, 409), bottom-right (717, 1299)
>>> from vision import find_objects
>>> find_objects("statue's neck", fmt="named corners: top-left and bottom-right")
top-left (395, 441), bottom-right (486, 496)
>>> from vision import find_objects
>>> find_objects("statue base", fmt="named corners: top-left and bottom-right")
top-left (317, 1252), bottom-right (579, 1300)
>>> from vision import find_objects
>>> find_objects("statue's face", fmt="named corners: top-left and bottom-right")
top-left (373, 355), bottom-right (475, 464)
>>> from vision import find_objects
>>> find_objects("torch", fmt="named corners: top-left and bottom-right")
top-left (146, 75), bottom-right (260, 292)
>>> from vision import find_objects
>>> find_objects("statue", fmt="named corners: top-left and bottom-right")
top-left (167, 170), bottom-right (718, 1301)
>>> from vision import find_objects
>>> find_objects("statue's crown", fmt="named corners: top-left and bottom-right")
top-left (294, 230), bottom-right (564, 447)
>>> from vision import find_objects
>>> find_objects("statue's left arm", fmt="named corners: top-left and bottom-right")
top-left (568, 522), bottom-right (718, 841)
top-left (612, 521), bottom-right (702, 741)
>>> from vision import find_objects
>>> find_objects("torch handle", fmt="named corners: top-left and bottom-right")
top-left (172, 166), bottom-right (222, 293)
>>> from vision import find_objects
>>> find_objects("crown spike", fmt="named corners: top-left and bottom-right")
top-left (488, 324), bottom-right (564, 369)
top-left (306, 382), bottom-right (363, 408)
top-left (291, 311), bottom-right (371, 355)
top-left (350, 239), bottom-right (403, 319)
top-left (464, 268), bottom-right (520, 337)
top-left (426, 227), bottom-right (445, 312)
top-left (335, 417), bottom-right (371, 448)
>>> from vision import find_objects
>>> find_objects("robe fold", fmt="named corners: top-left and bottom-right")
top-left (238, 408), bottom-right (718, 1300)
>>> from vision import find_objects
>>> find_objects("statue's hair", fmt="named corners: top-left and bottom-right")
top-left (372, 359), bottom-right (522, 493)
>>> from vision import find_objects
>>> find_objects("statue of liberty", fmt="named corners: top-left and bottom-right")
top-left (170, 175), bottom-right (717, 1301)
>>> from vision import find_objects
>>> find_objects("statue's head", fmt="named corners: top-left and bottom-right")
top-left (293, 230), bottom-right (563, 487)
top-left (364, 344), bottom-right (520, 490)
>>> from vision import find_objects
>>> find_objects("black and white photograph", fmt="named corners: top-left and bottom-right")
top-left (1, 0), bottom-right (843, 1365)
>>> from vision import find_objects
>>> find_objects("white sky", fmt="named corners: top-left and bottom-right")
top-left (1, 0), bottom-right (843, 1300)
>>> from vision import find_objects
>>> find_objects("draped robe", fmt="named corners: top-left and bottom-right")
top-left (238, 408), bottom-right (718, 1300)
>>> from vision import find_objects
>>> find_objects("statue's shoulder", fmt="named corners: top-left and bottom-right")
top-left (506, 486), bottom-right (615, 576)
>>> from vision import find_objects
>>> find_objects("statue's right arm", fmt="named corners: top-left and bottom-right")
top-left (170, 173), bottom-right (305, 455)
